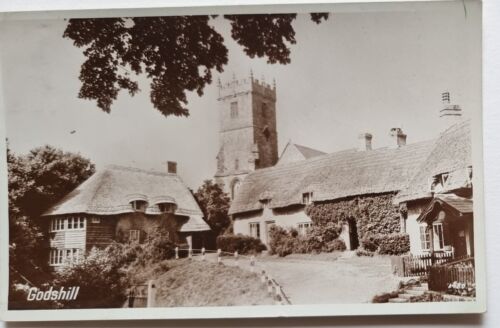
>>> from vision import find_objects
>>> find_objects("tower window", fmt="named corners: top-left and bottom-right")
top-left (230, 101), bottom-right (238, 119)
top-left (263, 127), bottom-right (271, 141)
top-left (234, 158), bottom-right (239, 170)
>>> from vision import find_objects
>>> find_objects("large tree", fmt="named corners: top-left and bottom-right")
top-left (194, 180), bottom-right (231, 236)
top-left (8, 145), bottom-right (95, 301)
top-left (63, 13), bottom-right (328, 117)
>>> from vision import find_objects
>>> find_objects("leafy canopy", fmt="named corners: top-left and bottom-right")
top-left (63, 13), bottom-right (329, 117)
top-left (7, 144), bottom-right (95, 292)
top-left (194, 180), bottom-right (231, 236)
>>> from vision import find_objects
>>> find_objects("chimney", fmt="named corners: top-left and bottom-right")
top-left (167, 161), bottom-right (177, 174)
top-left (358, 133), bottom-right (372, 151)
top-left (390, 128), bottom-right (406, 148)
top-left (439, 92), bottom-right (462, 128)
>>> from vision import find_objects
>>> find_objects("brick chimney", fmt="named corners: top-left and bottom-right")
top-left (390, 128), bottom-right (406, 148)
top-left (439, 92), bottom-right (462, 129)
top-left (358, 133), bottom-right (372, 151)
top-left (167, 161), bottom-right (177, 174)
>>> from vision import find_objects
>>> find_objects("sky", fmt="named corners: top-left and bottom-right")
top-left (0, 1), bottom-right (481, 189)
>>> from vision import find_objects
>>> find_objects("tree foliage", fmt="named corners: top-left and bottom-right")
top-left (63, 13), bottom-right (329, 116)
top-left (194, 180), bottom-right (231, 236)
top-left (7, 144), bottom-right (95, 291)
top-left (54, 247), bottom-right (128, 308)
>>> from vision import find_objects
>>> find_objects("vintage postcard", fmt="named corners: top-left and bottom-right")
top-left (0, 0), bottom-right (486, 321)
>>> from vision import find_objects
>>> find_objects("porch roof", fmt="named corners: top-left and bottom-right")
top-left (417, 194), bottom-right (473, 223)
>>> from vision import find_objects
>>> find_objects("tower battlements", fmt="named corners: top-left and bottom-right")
top-left (218, 74), bottom-right (276, 101)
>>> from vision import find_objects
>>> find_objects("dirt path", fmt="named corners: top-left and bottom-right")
top-left (197, 252), bottom-right (400, 304)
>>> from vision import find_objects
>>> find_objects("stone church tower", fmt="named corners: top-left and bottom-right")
top-left (214, 73), bottom-right (279, 199)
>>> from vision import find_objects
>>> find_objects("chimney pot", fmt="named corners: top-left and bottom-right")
top-left (439, 92), bottom-right (462, 129)
top-left (358, 133), bottom-right (372, 151)
top-left (167, 161), bottom-right (177, 174)
top-left (390, 128), bottom-right (407, 148)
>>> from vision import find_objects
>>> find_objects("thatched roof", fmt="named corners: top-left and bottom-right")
top-left (229, 138), bottom-right (435, 215)
top-left (394, 120), bottom-right (471, 203)
top-left (43, 165), bottom-right (209, 232)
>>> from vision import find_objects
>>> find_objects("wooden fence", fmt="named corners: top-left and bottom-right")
top-left (392, 252), bottom-right (454, 277)
top-left (428, 259), bottom-right (475, 292)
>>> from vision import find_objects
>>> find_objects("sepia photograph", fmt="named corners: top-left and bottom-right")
top-left (0, 0), bottom-right (485, 321)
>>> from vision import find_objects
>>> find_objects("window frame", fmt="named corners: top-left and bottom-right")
top-left (419, 225), bottom-right (432, 251)
top-left (302, 192), bottom-right (313, 205)
top-left (298, 222), bottom-right (312, 236)
top-left (433, 222), bottom-right (445, 250)
top-left (129, 229), bottom-right (141, 243)
top-left (230, 101), bottom-right (238, 119)
top-left (249, 222), bottom-right (261, 240)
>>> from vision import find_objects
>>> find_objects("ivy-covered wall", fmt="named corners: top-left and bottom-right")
top-left (305, 193), bottom-right (401, 239)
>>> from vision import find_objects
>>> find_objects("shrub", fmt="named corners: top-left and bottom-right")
top-left (356, 248), bottom-right (374, 257)
top-left (372, 291), bottom-right (400, 303)
top-left (142, 227), bottom-right (176, 262)
top-left (361, 234), bottom-right (381, 252)
top-left (324, 239), bottom-right (346, 252)
top-left (305, 223), bottom-right (342, 253)
top-left (216, 234), bottom-right (267, 255)
top-left (378, 234), bottom-right (410, 255)
top-left (54, 247), bottom-right (129, 308)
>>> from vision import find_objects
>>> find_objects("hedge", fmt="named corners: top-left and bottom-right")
top-left (360, 233), bottom-right (409, 255)
top-left (216, 234), bottom-right (267, 255)
top-left (377, 233), bottom-right (410, 255)
top-left (268, 225), bottom-right (346, 257)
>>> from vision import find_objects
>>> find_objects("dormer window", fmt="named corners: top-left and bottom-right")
top-left (152, 195), bottom-right (177, 214)
top-left (302, 192), bottom-right (313, 205)
top-left (131, 200), bottom-right (148, 212)
top-left (158, 203), bottom-right (176, 214)
top-left (441, 173), bottom-right (449, 186)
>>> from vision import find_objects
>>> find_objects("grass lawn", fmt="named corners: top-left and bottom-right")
top-left (130, 259), bottom-right (274, 307)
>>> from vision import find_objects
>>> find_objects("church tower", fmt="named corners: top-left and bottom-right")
top-left (214, 73), bottom-right (279, 199)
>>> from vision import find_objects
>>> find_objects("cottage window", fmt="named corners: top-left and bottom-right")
top-left (298, 222), bottom-right (312, 236)
top-left (433, 223), bottom-right (445, 250)
top-left (91, 217), bottom-right (101, 224)
top-left (129, 230), bottom-right (141, 243)
top-left (230, 102), bottom-right (238, 119)
top-left (419, 225), bottom-right (431, 250)
top-left (50, 218), bottom-right (65, 232)
top-left (158, 203), bottom-right (175, 214)
top-left (49, 248), bottom-right (82, 266)
top-left (302, 192), bottom-right (313, 205)
top-left (249, 222), bottom-right (260, 239)
top-left (131, 200), bottom-right (148, 212)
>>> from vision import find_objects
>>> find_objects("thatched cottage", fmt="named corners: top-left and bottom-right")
top-left (229, 120), bottom-right (473, 258)
top-left (43, 163), bottom-right (210, 268)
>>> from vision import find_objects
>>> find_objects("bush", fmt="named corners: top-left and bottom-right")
top-left (324, 239), bottom-right (346, 252)
top-left (372, 290), bottom-right (400, 303)
top-left (356, 248), bottom-right (374, 257)
top-left (54, 247), bottom-right (129, 308)
top-left (361, 234), bottom-right (381, 252)
top-left (378, 234), bottom-right (410, 255)
top-left (268, 225), bottom-right (346, 256)
top-left (216, 234), bottom-right (267, 255)
top-left (142, 227), bottom-right (176, 262)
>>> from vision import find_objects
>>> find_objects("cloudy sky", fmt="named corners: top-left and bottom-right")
top-left (0, 1), bottom-right (481, 189)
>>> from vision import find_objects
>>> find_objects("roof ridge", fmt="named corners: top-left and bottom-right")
top-left (252, 138), bottom-right (436, 176)
top-left (105, 164), bottom-right (176, 177)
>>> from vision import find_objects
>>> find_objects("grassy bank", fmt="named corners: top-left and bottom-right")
top-left (131, 259), bottom-right (274, 307)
